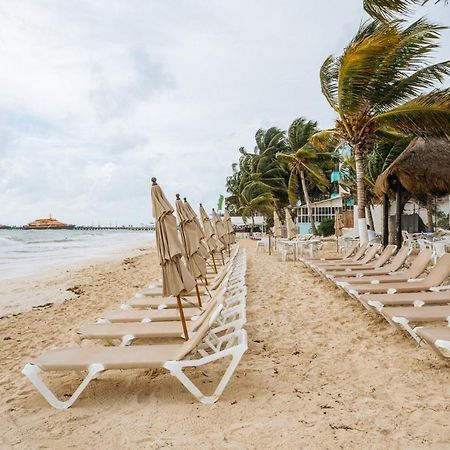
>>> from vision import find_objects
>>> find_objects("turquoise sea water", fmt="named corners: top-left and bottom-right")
top-left (0, 229), bottom-right (154, 281)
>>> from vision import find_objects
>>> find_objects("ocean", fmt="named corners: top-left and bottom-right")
top-left (0, 229), bottom-right (154, 281)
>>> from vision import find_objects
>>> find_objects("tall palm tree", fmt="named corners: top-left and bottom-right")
top-left (364, 0), bottom-right (447, 22)
top-left (276, 118), bottom-right (329, 235)
top-left (313, 19), bottom-right (450, 241)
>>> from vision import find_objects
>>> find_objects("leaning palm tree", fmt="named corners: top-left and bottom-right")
top-left (313, 19), bottom-right (450, 241)
top-left (364, 0), bottom-right (447, 21)
top-left (237, 181), bottom-right (274, 234)
top-left (276, 118), bottom-right (329, 234)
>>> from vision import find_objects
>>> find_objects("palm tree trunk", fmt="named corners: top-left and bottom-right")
top-left (426, 194), bottom-right (434, 232)
top-left (354, 145), bottom-right (369, 243)
top-left (366, 203), bottom-right (375, 232)
top-left (250, 214), bottom-right (255, 236)
top-left (300, 170), bottom-right (317, 235)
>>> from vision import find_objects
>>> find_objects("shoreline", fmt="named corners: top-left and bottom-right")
top-left (0, 240), bottom-right (155, 318)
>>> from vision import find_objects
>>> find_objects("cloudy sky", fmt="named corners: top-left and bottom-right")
top-left (0, 1), bottom-right (448, 226)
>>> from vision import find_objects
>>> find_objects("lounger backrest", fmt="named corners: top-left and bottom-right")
top-left (343, 241), bottom-right (359, 259)
top-left (351, 243), bottom-right (369, 261)
top-left (385, 246), bottom-right (410, 272)
top-left (404, 249), bottom-right (433, 278)
top-left (423, 253), bottom-right (450, 286)
top-left (359, 244), bottom-right (382, 264)
top-left (373, 245), bottom-right (396, 268)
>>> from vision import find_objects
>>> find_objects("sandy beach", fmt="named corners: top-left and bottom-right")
top-left (1, 239), bottom-right (449, 449)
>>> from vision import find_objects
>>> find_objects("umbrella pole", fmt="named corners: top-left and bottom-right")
top-left (211, 253), bottom-right (217, 273)
top-left (227, 244), bottom-right (230, 257)
top-left (176, 295), bottom-right (189, 340)
top-left (195, 283), bottom-right (202, 308)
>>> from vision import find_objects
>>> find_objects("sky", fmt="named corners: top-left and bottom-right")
top-left (0, 0), bottom-right (449, 226)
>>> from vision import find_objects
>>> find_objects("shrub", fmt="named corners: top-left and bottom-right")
top-left (317, 217), bottom-right (335, 237)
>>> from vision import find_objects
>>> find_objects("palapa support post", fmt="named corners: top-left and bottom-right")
top-left (176, 295), bottom-right (189, 340)
top-left (395, 181), bottom-right (403, 251)
top-left (194, 283), bottom-right (202, 308)
top-left (383, 193), bottom-right (389, 248)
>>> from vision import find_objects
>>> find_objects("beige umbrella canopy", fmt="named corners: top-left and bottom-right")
top-left (183, 197), bottom-right (210, 260)
top-left (151, 178), bottom-right (195, 339)
top-left (334, 211), bottom-right (344, 237)
top-left (211, 209), bottom-right (227, 251)
top-left (223, 209), bottom-right (236, 245)
top-left (273, 211), bottom-right (282, 238)
top-left (285, 208), bottom-right (297, 240)
top-left (175, 194), bottom-right (207, 282)
top-left (199, 204), bottom-right (219, 253)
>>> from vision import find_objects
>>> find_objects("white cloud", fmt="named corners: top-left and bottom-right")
top-left (0, 0), bottom-right (448, 225)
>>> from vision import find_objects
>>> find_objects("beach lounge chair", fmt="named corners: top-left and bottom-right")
top-left (22, 303), bottom-right (248, 409)
top-left (346, 252), bottom-right (450, 297)
top-left (360, 290), bottom-right (450, 311)
top-left (300, 240), bottom-right (359, 266)
top-left (416, 327), bottom-right (450, 360)
top-left (336, 248), bottom-right (432, 288)
top-left (327, 246), bottom-right (409, 282)
top-left (316, 244), bottom-right (382, 274)
top-left (77, 287), bottom-right (247, 346)
top-left (378, 305), bottom-right (450, 343)
top-left (343, 250), bottom-right (448, 299)
top-left (308, 243), bottom-right (369, 274)
top-left (325, 245), bottom-right (397, 279)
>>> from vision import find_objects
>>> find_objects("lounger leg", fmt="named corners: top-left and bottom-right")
top-left (391, 317), bottom-right (422, 344)
top-left (22, 363), bottom-right (105, 410)
top-left (164, 330), bottom-right (248, 404)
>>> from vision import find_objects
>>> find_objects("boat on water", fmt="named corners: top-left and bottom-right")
top-left (24, 215), bottom-right (75, 230)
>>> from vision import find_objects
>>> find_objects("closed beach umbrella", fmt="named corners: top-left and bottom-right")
top-left (211, 209), bottom-right (227, 250)
top-left (183, 197), bottom-right (210, 260)
top-left (273, 211), bottom-right (282, 238)
top-left (151, 177), bottom-right (196, 339)
top-left (175, 194), bottom-right (207, 289)
top-left (223, 209), bottom-right (236, 244)
top-left (199, 204), bottom-right (218, 253)
top-left (285, 208), bottom-right (297, 240)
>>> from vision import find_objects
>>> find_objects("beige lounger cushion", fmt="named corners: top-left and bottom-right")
top-left (32, 344), bottom-right (187, 370)
top-left (361, 291), bottom-right (450, 306)
top-left (128, 295), bottom-right (207, 309)
top-left (382, 305), bottom-right (450, 322)
top-left (78, 321), bottom-right (199, 340)
top-left (101, 307), bottom-right (201, 323)
top-left (416, 327), bottom-right (450, 345)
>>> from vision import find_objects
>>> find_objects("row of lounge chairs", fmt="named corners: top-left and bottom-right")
top-left (300, 243), bottom-right (450, 361)
top-left (22, 245), bottom-right (248, 409)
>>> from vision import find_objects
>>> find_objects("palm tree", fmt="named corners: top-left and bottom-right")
top-left (364, 0), bottom-right (447, 21)
top-left (276, 118), bottom-right (329, 235)
top-left (237, 181), bottom-right (274, 234)
top-left (313, 19), bottom-right (450, 241)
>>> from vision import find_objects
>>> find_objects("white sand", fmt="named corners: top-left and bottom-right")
top-left (0, 240), bottom-right (449, 448)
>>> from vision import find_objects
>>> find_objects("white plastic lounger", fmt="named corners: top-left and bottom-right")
top-left (22, 305), bottom-right (248, 409)
top-left (379, 305), bottom-right (450, 343)
top-left (325, 245), bottom-right (397, 280)
top-left (416, 327), bottom-right (450, 360)
top-left (360, 290), bottom-right (450, 311)
top-left (300, 241), bottom-right (359, 267)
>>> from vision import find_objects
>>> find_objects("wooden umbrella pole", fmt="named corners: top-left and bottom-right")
top-left (195, 283), bottom-right (202, 308)
top-left (211, 252), bottom-right (217, 273)
top-left (203, 276), bottom-right (208, 285)
top-left (227, 244), bottom-right (231, 257)
top-left (176, 295), bottom-right (189, 340)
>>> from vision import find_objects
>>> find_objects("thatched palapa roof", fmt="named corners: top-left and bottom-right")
top-left (374, 138), bottom-right (450, 198)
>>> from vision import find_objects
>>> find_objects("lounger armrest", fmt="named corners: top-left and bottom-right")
top-left (367, 300), bottom-right (384, 311)
top-left (430, 285), bottom-right (450, 292)
top-left (435, 339), bottom-right (450, 351)
top-left (407, 278), bottom-right (423, 282)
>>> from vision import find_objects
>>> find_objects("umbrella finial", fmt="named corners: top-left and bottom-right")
top-left (176, 193), bottom-right (180, 200)
top-left (151, 177), bottom-right (157, 185)
top-left (183, 197), bottom-right (187, 202)
top-left (199, 203), bottom-right (202, 207)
